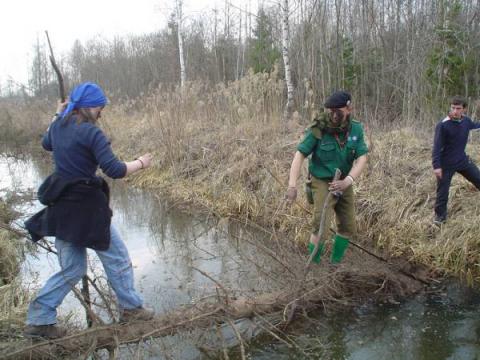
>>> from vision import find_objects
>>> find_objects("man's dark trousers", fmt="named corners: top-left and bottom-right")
top-left (435, 158), bottom-right (480, 220)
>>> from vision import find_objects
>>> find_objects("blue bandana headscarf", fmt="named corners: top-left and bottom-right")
top-left (60, 82), bottom-right (107, 120)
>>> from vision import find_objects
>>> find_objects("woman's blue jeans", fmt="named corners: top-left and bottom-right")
top-left (27, 225), bottom-right (143, 325)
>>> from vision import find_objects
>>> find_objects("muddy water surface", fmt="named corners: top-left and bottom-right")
top-left (1, 152), bottom-right (480, 360)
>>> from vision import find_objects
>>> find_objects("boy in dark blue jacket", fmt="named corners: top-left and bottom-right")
top-left (432, 96), bottom-right (480, 225)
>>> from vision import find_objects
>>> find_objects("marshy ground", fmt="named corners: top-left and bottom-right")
top-left (1, 76), bottom-right (480, 357)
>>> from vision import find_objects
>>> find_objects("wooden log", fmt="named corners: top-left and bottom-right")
top-left (3, 266), bottom-right (422, 359)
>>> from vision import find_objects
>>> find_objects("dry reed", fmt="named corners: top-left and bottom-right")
top-left (0, 199), bottom-right (31, 349)
top-left (1, 73), bottom-right (463, 356)
top-left (103, 76), bottom-right (480, 285)
top-left (3, 74), bottom-right (480, 285)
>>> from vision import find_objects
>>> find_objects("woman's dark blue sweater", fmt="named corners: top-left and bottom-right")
top-left (25, 116), bottom-right (126, 250)
top-left (42, 117), bottom-right (126, 179)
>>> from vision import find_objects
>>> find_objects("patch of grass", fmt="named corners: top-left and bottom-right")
top-left (3, 74), bottom-right (480, 284)
top-left (0, 98), bottom-right (50, 148)
top-left (0, 199), bottom-right (30, 346)
top-left (355, 128), bottom-right (480, 284)
top-left (104, 81), bottom-right (480, 284)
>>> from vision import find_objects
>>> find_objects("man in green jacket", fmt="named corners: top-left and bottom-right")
top-left (286, 91), bottom-right (368, 263)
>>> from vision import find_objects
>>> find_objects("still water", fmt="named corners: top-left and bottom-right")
top-left (1, 152), bottom-right (479, 359)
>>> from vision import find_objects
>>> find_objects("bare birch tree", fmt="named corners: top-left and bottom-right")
top-left (236, 9), bottom-right (242, 81)
top-left (281, 0), bottom-right (294, 120)
top-left (176, 0), bottom-right (186, 88)
top-left (17, 0), bottom-right (480, 115)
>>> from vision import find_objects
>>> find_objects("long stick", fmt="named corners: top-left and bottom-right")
top-left (263, 165), bottom-right (431, 285)
top-left (305, 168), bottom-right (341, 272)
top-left (81, 277), bottom-right (94, 327)
top-left (45, 30), bottom-right (66, 102)
top-left (282, 169), bottom-right (341, 327)
top-left (350, 242), bottom-right (431, 285)
top-left (325, 227), bottom-right (432, 285)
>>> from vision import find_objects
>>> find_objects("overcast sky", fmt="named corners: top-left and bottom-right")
top-left (1, 0), bottom-right (251, 87)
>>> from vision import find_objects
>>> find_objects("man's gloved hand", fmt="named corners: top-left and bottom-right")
top-left (285, 186), bottom-right (297, 204)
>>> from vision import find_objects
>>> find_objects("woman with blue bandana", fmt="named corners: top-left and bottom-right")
top-left (24, 82), bottom-right (154, 339)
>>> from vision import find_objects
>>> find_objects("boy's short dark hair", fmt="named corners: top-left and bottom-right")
top-left (451, 96), bottom-right (468, 108)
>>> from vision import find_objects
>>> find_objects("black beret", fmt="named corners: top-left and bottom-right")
top-left (324, 91), bottom-right (352, 108)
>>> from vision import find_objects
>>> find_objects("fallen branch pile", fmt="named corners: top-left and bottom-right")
top-left (3, 260), bottom-right (421, 359)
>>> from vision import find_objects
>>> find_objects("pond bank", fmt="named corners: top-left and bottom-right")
top-left (2, 79), bottom-right (480, 356)
top-left (0, 150), bottom-right (445, 359)
top-left (3, 81), bottom-right (480, 283)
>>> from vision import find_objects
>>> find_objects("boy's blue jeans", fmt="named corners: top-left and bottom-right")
top-left (27, 225), bottom-right (143, 325)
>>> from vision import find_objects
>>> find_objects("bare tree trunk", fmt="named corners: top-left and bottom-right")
top-left (213, 7), bottom-right (220, 83)
top-left (176, 0), bottom-right (186, 88)
top-left (282, 0), bottom-right (294, 120)
top-left (224, 0), bottom-right (230, 38)
top-left (236, 9), bottom-right (242, 81)
top-left (241, 4), bottom-right (248, 78)
top-left (223, 0), bottom-right (230, 83)
top-left (248, 0), bottom-right (252, 39)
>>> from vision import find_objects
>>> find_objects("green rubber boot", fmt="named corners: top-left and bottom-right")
top-left (308, 242), bottom-right (325, 264)
top-left (330, 234), bottom-right (349, 263)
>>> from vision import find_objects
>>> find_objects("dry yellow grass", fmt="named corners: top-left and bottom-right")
top-left (0, 98), bottom-right (51, 148)
top-left (3, 73), bottom-right (480, 284)
top-left (358, 128), bottom-right (480, 284)
top-left (103, 77), bottom-right (480, 284)
top-left (0, 201), bottom-right (31, 345)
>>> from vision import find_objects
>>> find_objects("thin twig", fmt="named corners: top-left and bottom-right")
top-left (82, 336), bottom-right (98, 360)
top-left (108, 335), bottom-right (119, 360)
top-left (192, 267), bottom-right (230, 305)
top-left (215, 323), bottom-right (230, 360)
top-left (225, 318), bottom-right (246, 360)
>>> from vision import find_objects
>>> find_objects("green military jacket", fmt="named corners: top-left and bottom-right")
top-left (297, 119), bottom-right (368, 180)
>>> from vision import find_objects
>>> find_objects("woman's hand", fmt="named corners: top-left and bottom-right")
top-left (137, 153), bottom-right (153, 169)
top-left (125, 153), bottom-right (154, 176)
top-left (55, 100), bottom-right (68, 115)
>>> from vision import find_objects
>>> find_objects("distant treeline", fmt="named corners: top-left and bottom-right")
top-left (3, 0), bottom-right (480, 122)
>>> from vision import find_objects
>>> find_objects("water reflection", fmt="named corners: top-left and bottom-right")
top-left (248, 285), bottom-right (480, 360)
top-left (3, 153), bottom-right (480, 359)
top-left (109, 182), bottom-right (272, 313)
top-left (0, 153), bottom-right (49, 197)
top-left (1, 153), bottom-right (275, 323)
